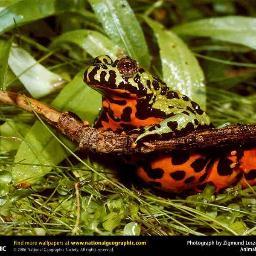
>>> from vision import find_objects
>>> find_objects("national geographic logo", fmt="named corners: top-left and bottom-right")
top-left (0, 246), bottom-right (6, 252)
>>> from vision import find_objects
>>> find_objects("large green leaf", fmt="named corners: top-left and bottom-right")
top-left (89, 0), bottom-right (150, 68)
top-left (0, 120), bottom-right (30, 152)
top-left (145, 18), bottom-right (206, 109)
top-left (51, 29), bottom-right (120, 59)
top-left (0, 39), bottom-right (11, 90)
top-left (12, 26), bottom-right (121, 184)
top-left (8, 46), bottom-right (64, 98)
top-left (0, 0), bottom-right (78, 34)
top-left (173, 16), bottom-right (256, 50)
top-left (12, 71), bottom-right (101, 184)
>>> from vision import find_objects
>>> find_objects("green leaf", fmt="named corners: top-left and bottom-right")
top-left (102, 212), bottom-right (122, 232)
top-left (51, 29), bottom-right (120, 59)
top-left (145, 17), bottom-right (206, 109)
top-left (0, 171), bottom-right (12, 184)
top-left (0, 1), bottom-right (18, 9)
top-left (0, 183), bottom-right (9, 196)
top-left (8, 46), bottom-right (64, 98)
top-left (0, 39), bottom-right (12, 90)
top-left (89, 0), bottom-right (150, 68)
top-left (173, 16), bottom-right (256, 50)
top-left (0, 0), bottom-right (78, 34)
top-left (230, 221), bottom-right (247, 235)
top-left (123, 222), bottom-right (141, 235)
top-left (12, 71), bottom-right (101, 184)
top-left (52, 71), bottom-right (101, 123)
top-left (0, 120), bottom-right (30, 152)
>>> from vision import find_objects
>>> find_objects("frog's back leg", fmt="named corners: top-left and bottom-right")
top-left (195, 150), bottom-right (242, 192)
top-left (137, 152), bottom-right (211, 192)
top-left (135, 111), bottom-right (210, 142)
top-left (239, 148), bottom-right (256, 187)
top-left (137, 150), bottom-right (242, 193)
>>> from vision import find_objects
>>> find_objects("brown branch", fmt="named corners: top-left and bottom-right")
top-left (1, 90), bottom-right (256, 155)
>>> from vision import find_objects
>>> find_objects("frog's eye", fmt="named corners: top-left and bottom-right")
top-left (117, 56), bottom-right (138, 78)
top-left (93, 55), bottom-right (113, 65)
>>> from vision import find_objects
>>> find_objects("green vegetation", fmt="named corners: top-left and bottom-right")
top-left (0, 0), bottom-right (256, 235)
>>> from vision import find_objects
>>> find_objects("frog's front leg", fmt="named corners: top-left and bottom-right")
top-left (135, 111), bottom-right (210, 143)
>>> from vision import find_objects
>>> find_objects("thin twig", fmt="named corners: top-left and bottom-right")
top-left (72, 182), bottom-right (81, 235)
top-left (1, 90), bottom-right (256, 155)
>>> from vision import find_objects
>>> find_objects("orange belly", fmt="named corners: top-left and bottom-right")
top-left (137, 148), bottom-right (256, 193)
top-left (97, 98), bottom-right (256, 193)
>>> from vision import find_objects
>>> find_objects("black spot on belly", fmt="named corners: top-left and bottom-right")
top-left (198, 172), bottom-right (208, 183)
top-left (230, 172), bottom-right (243, 186)
top-left (143, 166), bottom-right (164, 179)
top-left (108, 108), bottom-right (120, 122)
top-left (191, 101), bottom-right (204, 115)
top-left (121, 107), bottom-right (132, 122)
top-left (120, 123), bottom-right (137, 131)
top-left (170, 170), bottom-right (185, 180)
top-left (217, 158), bottom-right (233, 176)
top-left (148, 181), bottom-right (162, 187)
top-left (191, 157), bottom-right (208, 173)
top-left (171, 151), bottom-right (190, 165)
top-left (147, 168), bottom-right (164, 179)
top-left (245, 169), bottom-right (256, 180)
top-left (184, 176), bottom-right (195, 184)
top-left (167, 121), bottom-right (178, 131)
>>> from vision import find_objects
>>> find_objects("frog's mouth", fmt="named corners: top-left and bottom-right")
top-left (90, 83), bottom-right (137, 99)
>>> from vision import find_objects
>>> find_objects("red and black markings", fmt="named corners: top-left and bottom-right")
top-left (196, 152), bottom-right (241, 192)
top-left (238, 149), bottom-right (256, 187)
top-left (94, 91), bottom-right (256, 193)
top-left (136, 152), bottom-right (213, 193)
top-left (120, 107), bottom-right (132, 122)
top-left (97, 97), bottom-right (165, 132)
top-left (136, 150), bottom-right (251, 193)
top-left (86, 55), bottom-right (256, 193)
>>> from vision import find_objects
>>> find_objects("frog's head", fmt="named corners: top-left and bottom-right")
top-left (84, 55), bottom-right (161, 98)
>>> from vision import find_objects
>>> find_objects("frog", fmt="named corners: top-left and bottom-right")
top-left (84, 55), bottom-right (256, 193)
